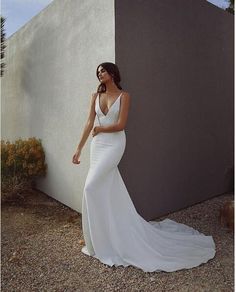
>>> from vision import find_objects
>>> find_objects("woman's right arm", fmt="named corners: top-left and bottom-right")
top-left (76, 92), bottom-right (98, 152)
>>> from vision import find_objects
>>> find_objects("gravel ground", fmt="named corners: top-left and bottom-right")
top-left (1, 190), bottom-right (234, 292)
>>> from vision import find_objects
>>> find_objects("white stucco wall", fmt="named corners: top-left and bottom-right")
top-left (1, 0), bottom-right (115, 213)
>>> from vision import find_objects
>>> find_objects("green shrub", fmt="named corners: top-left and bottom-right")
top-left (1, 137), bottom-right (47, 200)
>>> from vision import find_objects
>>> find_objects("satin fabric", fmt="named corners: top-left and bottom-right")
top-left (81, 92), bottom-right (216, 272)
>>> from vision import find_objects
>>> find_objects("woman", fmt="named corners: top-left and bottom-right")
top-left (72, 62), bottom-right (216, 273)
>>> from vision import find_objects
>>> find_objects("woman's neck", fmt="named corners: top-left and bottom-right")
top-left (105, 81), bottom-right (119, 93)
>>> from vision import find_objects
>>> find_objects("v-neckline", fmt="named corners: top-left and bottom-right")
top-left (98, 92), bottom-right (123, 117)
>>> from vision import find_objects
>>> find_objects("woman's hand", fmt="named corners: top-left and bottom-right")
top-left (92, 126), bottom-right (102, 137)
top-left (72, 149), bottom-right (81, 164)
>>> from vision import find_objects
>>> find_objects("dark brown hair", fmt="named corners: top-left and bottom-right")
top-left (96, 62), bottom-right (122, 93)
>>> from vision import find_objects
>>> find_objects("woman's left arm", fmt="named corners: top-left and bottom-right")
top-left (94, 92), bottom-right (131, 135)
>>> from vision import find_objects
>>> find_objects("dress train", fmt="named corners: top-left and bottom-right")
top-left (81, 92), bottom-right (216, 272)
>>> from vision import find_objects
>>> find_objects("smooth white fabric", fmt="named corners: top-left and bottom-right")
top-left (81, 92), bottom-right (216, 273)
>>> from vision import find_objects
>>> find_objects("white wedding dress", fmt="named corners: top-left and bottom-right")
top-left (81, 92), bottom-right (216, 273)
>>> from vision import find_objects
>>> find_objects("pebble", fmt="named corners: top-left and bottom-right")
top-left (1, 190), bottom-right (234, 291)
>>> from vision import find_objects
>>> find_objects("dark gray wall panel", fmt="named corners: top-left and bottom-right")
top-left (115, 0), bottom-right (234, 220)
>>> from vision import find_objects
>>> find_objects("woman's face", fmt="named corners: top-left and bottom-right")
top-left (97, 66), bottom-right (112, 83)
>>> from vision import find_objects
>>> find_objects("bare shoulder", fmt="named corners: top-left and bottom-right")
top-left (90, 92), bottom-right (98, 102)
top-left (122, 91), bottom-right (130, 96)
top-left (121, 91), bottom-right (131, 99)
top-left (121, 91), bottom-right (131, 105)
top-left (92, 92), bottom-right (99, 98)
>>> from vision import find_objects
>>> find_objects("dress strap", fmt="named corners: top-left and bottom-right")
top-left (95, 93), bottom-right (101, 126)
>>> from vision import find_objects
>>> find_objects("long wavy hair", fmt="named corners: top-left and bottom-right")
top-left (96, 62), bottom-right (122, 93)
